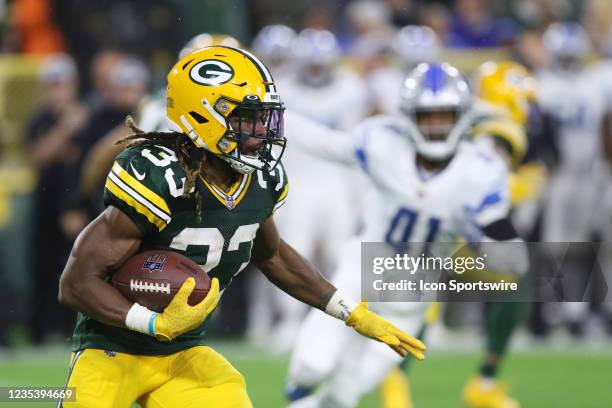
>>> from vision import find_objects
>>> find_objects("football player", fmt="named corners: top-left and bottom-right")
top-left (284, 62), bottom-right (528, 408)
top-left (380, 61), bottom-right (537, 408)
top-left (537, 22), bottom-right (607, 336)
top-left (460, 61), bottom-right (536, 408)
top-left (56, 46), bottom-right (425, 408)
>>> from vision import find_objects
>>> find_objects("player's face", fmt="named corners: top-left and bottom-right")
top-left (228, 110), bottom-right (269, 156)
top-left (415, 110), bottom-right (458, 141)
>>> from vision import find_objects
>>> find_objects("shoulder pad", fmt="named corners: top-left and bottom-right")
top-left (105, 144), bottom-right (182, 234)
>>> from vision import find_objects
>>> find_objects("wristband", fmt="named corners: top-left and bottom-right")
top-left (324, 290), bottom-right (359, 321)
top-left (125, 303), bottom-right (158, 336)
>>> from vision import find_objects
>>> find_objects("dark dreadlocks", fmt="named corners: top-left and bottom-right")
top-left (116, 116), bottom-right (205, 221)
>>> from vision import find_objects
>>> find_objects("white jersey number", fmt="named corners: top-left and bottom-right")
top-left (170, 224), bottom-right (260, 277)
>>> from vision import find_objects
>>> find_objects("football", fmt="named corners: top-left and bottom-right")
top-left (112, 250), bottom-right (210, 313)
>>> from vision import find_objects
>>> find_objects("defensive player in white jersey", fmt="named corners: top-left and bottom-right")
top-left (284, 63), bottom-right (527, 408)
top-left (368, 25), bottom-right (441, 116)
top-left (537, 22), bottom-right (607, 335)
top-left (255, 28), bottom-right (370, 349)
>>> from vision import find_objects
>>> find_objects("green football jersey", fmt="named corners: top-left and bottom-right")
top-left (71, 143), bottom-right (288, 355)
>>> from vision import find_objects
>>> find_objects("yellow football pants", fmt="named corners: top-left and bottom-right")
top-left (59, 346), bottom-right (252, 408)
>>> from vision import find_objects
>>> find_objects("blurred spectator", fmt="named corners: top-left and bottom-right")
top-left (10, 0), bottom-right (66, 53)
top-left (86, 50), bottom-right (126, 111)
top-left (61, 56), bottom-right (150, 234)
top-left (385, 0), bottom-right (420, 27)
top-left (448, 0), bottom-right (518, 48)
top-left (182, 0), bottom-right (248, 45)
top-left (25, 54), bottom-right (87, 343)
top-left (420, 3), bottom-right (451, 44)
top-left (509, 0), bottom-right (581, 29)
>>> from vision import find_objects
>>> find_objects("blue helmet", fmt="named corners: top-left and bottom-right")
top-left (542, 22), bottom-right (590, 68)
top-left (252, 24), bottom-right (297, 63)
top-left (291, 28), bottom-right (341, 67)
top-left (399, 63), bottom-right (473, 160)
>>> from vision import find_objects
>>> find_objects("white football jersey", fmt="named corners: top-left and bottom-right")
top-left (536, 68), bottom-right (606, 172)
top-left (285, 113), bottom-right (511, 247)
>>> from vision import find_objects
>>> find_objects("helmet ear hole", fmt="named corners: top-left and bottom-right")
top-left (189, 111), bottom-right (209, 124)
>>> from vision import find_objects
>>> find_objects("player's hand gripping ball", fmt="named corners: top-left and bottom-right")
top-left (112, 250), bottom-right (211, 313)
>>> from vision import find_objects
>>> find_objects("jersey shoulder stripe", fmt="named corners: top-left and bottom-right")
top-left (274, 182), bottom-right (289, 212)
top-left (105, 176), bottom-right (169, 231)
top-left (104, 145), bottom-right (176, 233)
top-left (111, 162), bottom-right (171, 215)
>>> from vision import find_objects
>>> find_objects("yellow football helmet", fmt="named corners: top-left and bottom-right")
top-left (473, 61), bottom-right (536, 125)
top-left (472, 117), bottom-right (527, 169)
top-left (167, 46), bottom-right (285, 174)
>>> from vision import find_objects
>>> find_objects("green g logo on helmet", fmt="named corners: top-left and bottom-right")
top-left (189, 60), bottom-right (234, 86)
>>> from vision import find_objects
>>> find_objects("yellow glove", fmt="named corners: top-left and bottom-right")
top-left (154, 277), bottom-right (220, 341)
top-left (346, 301), bottom-right (426, 360)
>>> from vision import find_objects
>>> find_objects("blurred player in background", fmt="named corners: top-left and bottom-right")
top-left (284, 62), bottom-right (528, 408)
top-left (251, 24), bottom-right (297, 82)
top-left (26, 54), bottom-right (88, 343)
top-left (458, 60), bottom-right (537, 408)
top-left (367, 25), bottom-right (441, 116)
top-left (537, 22), bottom-right (607, 336)
top-left (57, 46), bottom-right (425, 408)
top-left (254, 28), bottom-right (370, 349)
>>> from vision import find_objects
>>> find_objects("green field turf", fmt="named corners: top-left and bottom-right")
top-left (0, 343), bottom-right (611, 407)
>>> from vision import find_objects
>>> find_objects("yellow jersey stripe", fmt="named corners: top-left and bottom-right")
top-left (277, 183), bottom-right (289, 202)
top-left (107, 172), bottom-right (171, 224)
top-left (274, 197), bottom-right (287, 213)
top-left (111, 162), bottom-right (171, 215)
top-left (226, 174), bottom-right (244, 196)
top-left (105, 178), bottom-right (167, 231)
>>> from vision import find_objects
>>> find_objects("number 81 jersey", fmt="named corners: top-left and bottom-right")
top-left (71, 143), bottom-right (288, 355)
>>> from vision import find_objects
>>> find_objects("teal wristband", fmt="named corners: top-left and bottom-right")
top-left (148, 313), bottom-right (159, 336)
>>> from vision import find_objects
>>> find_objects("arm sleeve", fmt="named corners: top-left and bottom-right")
top-left (103, 148), bottom-right (172, 236)
top-left (284, 110), bottom-right (358, 166)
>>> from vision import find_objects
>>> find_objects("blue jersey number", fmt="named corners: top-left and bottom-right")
top-left (385, 207), bottom-right (440, 245)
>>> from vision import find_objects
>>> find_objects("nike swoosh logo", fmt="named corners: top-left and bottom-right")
top-left (130, 163), bottom-right (146, 181)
